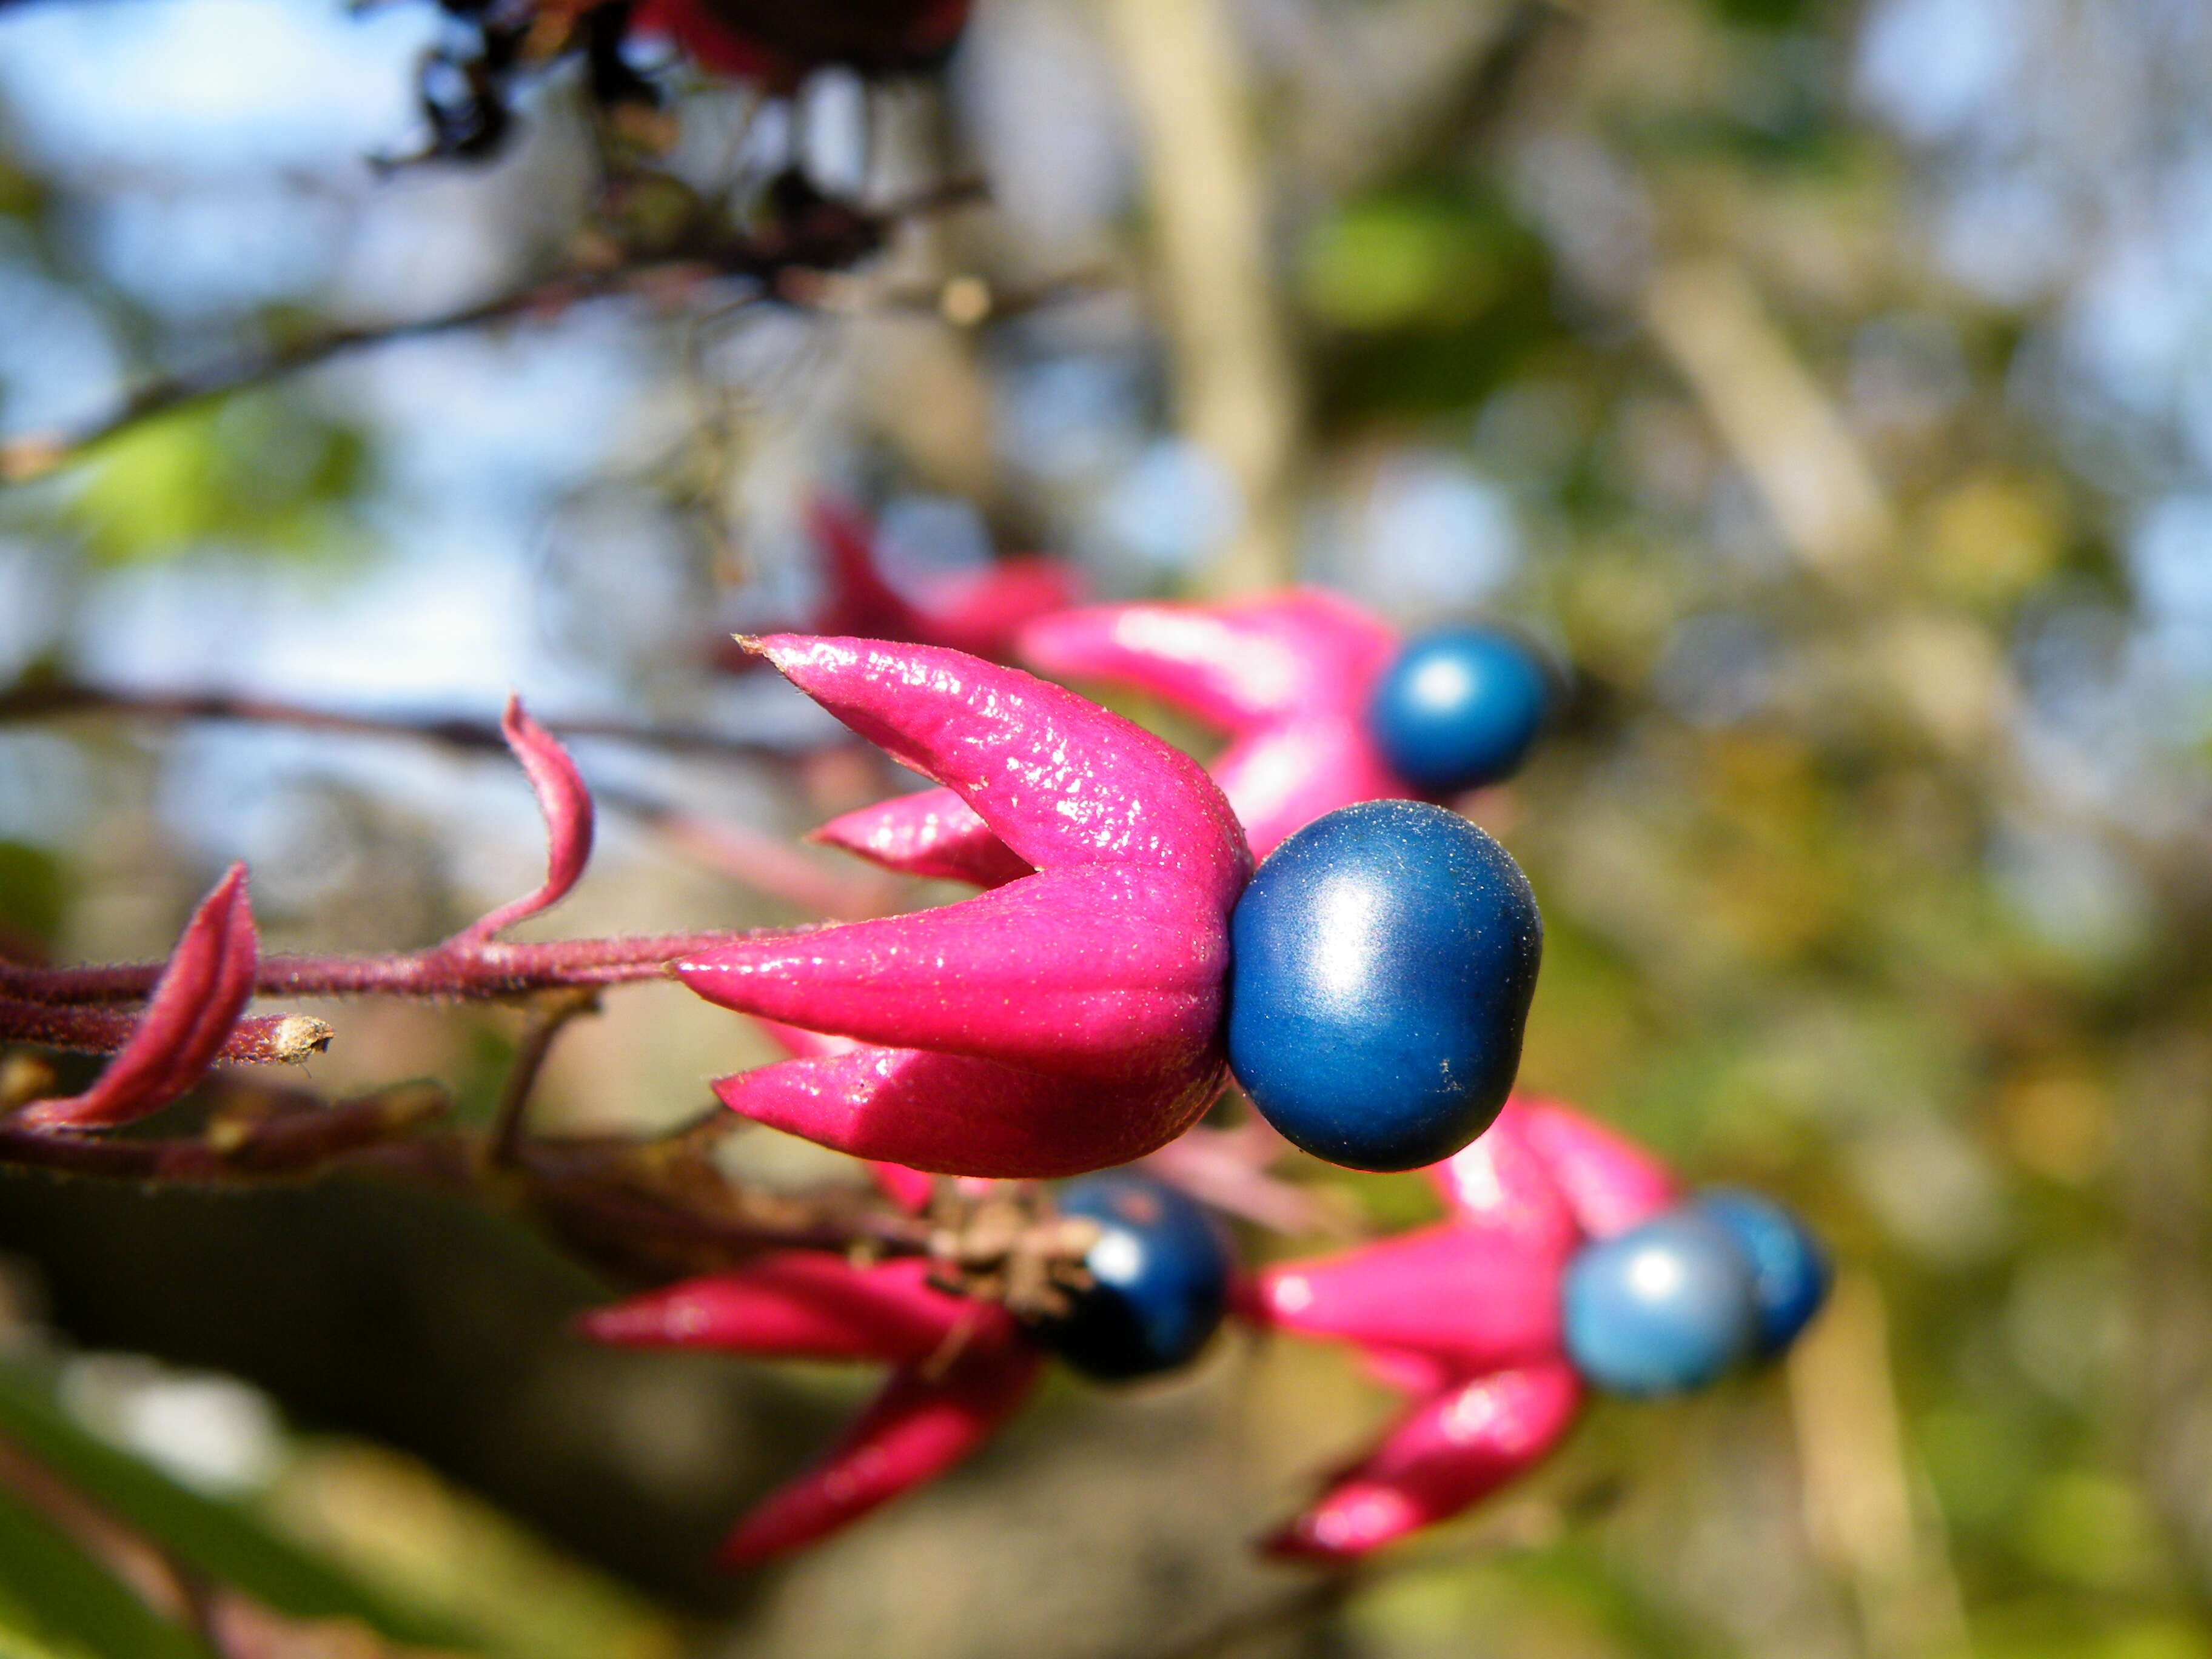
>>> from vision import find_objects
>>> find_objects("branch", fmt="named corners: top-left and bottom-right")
top-left (0, 999), bottom-right (330, 1065)
top-left (0, 677), bottom-right (806, 765)
top-left (0, 261), bottom-right (731, 485)
top-left (0, 173), bottom-right (990, 486)
top-left (486, 988), bottom-right (600, 1168)
top-left (1103, 0), bottom-right (1302, 594)
top-left (0, 927), bottom-right (749, 1005)
top-left (0, 1082), bottom-right (448, 1184)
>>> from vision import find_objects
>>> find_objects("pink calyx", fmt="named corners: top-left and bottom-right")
top-left (1253, 1098), bottom-right (1678, 1560)
top-left (679, 635), bottom-right (1250, 1178)
top-left (1017, 588), bottom-right (1408, 857)
top-left (581, 1253), bottom-right (1041, 1563)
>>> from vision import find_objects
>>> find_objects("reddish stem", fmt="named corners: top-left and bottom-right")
top-left (0, 678), bottom-right (801, 765)
top-left (0, 999), bottom-right (330, 1064)
top-left (0, 1084), bottom-right (448, 1181)
top-left (0, 929), bottom-right (764, 1006)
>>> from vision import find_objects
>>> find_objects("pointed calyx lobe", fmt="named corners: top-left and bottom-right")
top-left (802, 495), bottom-right (1083, 665)
top-left (457, 695), bottom-right (596, 942)
top-left (581, 1253), bottom-right (1041, 1563)
top-left (1017, 589), bottom-right (1407, 857)
top-left (1252, 1098), bottom-right (1678, 1561)
top-left (18, 865), bottom-right (260, 1130)
top-left (842, 588), bottom-right (1407, 870)
top-left (679, 637), bottom-right (1250, 1178)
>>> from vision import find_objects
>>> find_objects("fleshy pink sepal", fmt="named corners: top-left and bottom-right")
top-left (682, 866), bottom-right (1227, 1079)
top-left (684, 637), bottom-right (1247, 1178)
top-left (804, 497), bottom-right (1083, 663)
top-left (717, 1338), bottom-right (1043, 1564)
top-left (711, 1043), bottom-right (1228, 1179)
top-left (458, 696), bottom-right (595, 942)
top-left (1018, 590), bottom-right (1406, 856)
top-left (741, 635), bottom-right (1247, 903)
top-left (577, 1255), bottom-right (980, 1365)
top-left (1264, 1361), bottom-right (1581, 1561)
top-left (18, 865), bottom-right (258, 1130)
top-left (746, 1021), bottom-right (938, 1208)
top-left (1255, 1224), bottom-right (1565, 1379)
top-left (1510, 1098), bottom-right (1677, 1239)
top-left (810, 790), bottom-right (1030, 889)
top-left (1423, 1099), bottom-right (1581, 1256)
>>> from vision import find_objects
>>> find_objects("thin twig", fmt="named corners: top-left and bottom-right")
top-left (0, 174), bottom-right (990, 486)
top-left (0, 998), bottom-right (330, 1065)
top-left (0, 261), bottom-right (730, 485)
top-left (0, 927), bottom-right (742, 1006)
top-left (0, 678), bottom-right (808, 764)
top-left (486, 988), bottom-right (600, 1169)
top-left (0, 1082), bottom-right (450, 1182)
top-left (1145, 1571), bottom-right (1361, 1659)
top-left (0, 678), bottom-right (911, 918)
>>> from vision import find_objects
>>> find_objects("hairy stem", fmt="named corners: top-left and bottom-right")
top-left (0, 929), bottom-right (756, 1007)
top-left (0, 999), bottom-right (330, 1064)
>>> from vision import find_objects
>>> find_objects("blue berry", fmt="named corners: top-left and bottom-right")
top-left (1035, 1173), bottom-right (1233, 1382)
top-left (1226, 800), bottom-right (1542, 1172)
top-left (1694, 1189), bottom-right (1829, 1357)
top-left (1368, 628), bottom-right (1551, 794)
top-left (1561, 1211), bottom-right (1758, 1396)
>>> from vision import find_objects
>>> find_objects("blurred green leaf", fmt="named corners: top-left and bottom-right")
top-left (0, 840), bottom-right (72, 954)
top-left (63, 397), bottom-right (367, 568)
top-left (263, 1442), bottom-right (685, 1659)
top-left (0, 1367), bottom-right (472, 1651)
top-left (2016, 1470), bottom-right (2168, 1593)
top-left (0, 1480), bottom-right (212, 1659)
top-left (1299, 196), bottom-right (1509, 333)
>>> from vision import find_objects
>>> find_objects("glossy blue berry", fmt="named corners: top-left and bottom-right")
top-left (1226, 799), bottom-right (1542, 1173)
top-left (1561, 1211), bottom-right (1758, 1396)
top-left (1034, 1173), bottom-right (1233, 1382)
top-left (1694, 1189), bottom-right (1829, 1357)
top-left (1368, 628), bottom-right (1551, 794)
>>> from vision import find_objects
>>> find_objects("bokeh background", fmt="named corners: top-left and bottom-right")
top-left (0, 0), bottom-right (2210, 1655)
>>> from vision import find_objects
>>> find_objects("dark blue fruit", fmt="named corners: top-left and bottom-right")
top-left (1561, 1210), bottom-right (1758, 1396)
top-left (1034, 1173), bottom-right (1233, 1382)
top-left (1368, 628), bottom-right (1550, 794)
top-left (1225, 800), bottom-right (1542, 1172)
top-left (1694, 1189), bottom-right (1829, 1357)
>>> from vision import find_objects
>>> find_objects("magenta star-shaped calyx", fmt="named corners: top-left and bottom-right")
top-left (676, 634), bottom-right (1252, 1178)
top-left (1250, 1097), bottom-right (1677, 1561)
